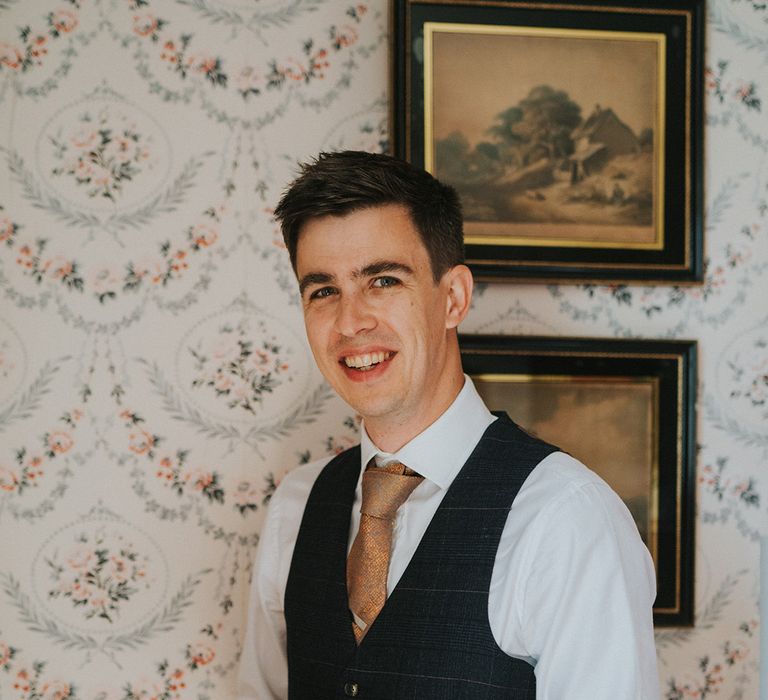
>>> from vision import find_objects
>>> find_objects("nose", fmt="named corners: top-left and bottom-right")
top-left (334, 291), bottom-right (376, 337)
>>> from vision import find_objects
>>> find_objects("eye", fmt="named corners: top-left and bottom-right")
top-left (371, 276), bottom-right (400, 289)
top-left (308, 286), bottom-right (337, 300)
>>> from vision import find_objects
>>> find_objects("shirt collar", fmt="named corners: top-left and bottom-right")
top-left (359, 375), bottom-right (496, 490)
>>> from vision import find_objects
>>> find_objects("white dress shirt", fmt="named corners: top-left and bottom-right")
top-left (238, 377), bottom-right (659, 699)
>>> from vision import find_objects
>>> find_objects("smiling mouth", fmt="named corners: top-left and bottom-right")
top-left (342, 351), bottom-right (394, 371)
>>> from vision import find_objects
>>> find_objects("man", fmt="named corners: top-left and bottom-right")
top-left (238, 151), bottom-right (658, 699)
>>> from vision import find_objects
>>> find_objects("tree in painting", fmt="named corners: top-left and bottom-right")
top-left (487, 85), bottom-right (581, 166)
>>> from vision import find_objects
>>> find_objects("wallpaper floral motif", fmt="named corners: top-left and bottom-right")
top-left (0, 0), bottom-right (765, 698)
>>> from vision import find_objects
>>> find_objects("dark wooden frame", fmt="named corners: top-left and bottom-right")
top-left (460, 334), bottom-right (696, 625)
top-left (394, 0), bottom-right (704, 283)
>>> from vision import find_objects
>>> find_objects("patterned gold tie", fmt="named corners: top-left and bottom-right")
top-left (347, 461), bottom-right (424, 643)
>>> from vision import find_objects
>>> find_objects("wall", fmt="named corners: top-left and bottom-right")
top-left (0, 0), bottom-right (764, 697)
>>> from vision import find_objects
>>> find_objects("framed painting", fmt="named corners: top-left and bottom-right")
top-left (394, 0), bottom-right (704, 282)
top-left (459, 334), bottom-right (697, 625)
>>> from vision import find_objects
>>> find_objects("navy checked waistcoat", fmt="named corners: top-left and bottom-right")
top-left (284, 413), bottom-right (558, 700)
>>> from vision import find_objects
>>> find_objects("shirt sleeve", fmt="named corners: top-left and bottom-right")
top-left (236, 490), bottom-right (289, 700)
top-left (519, 480), bottom-right (659, 700)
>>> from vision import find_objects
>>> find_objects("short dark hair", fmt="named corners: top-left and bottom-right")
top-left (274, 150), bottom-right (464, 282)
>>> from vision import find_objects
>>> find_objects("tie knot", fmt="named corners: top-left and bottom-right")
top-left (360, 463), bottom-right (423, 521)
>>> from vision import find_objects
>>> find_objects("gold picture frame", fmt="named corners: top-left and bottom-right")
top-left (460, 334), bottom-right (697, 625)
top-left (394, 0), bottom-right (704, 283)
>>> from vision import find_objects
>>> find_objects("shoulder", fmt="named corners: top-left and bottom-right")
top-left (272, 456), bottom-right (333, 506)
top-left (509, 450), bottom-right (646, 556)
top-left (518, 450), bottom-right (622, 510)
top-left (507, 449), bottom-right (655, 602)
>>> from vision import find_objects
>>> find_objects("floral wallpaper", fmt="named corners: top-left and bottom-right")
top-left (0, 0), bottom-right (765, 698)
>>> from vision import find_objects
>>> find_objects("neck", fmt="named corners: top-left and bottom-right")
top-left (364, 368), bottom-right (465, 453)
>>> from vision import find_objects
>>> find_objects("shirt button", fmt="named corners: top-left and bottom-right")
top-left (344, 681), bottom-right (359, 697)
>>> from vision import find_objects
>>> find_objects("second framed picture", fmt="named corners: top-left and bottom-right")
top-left (460, 334), bottom-right (697, 625)
top-left (394, 0), bottom-right (704, 282)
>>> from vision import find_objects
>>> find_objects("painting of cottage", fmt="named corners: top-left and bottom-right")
top-left (570, 106), bottom-right (642, 182)
top-left (428, 25), bottom-right (662, 246)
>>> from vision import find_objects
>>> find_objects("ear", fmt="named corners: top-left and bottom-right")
top-left (443, 264), bottom-right (473, 330)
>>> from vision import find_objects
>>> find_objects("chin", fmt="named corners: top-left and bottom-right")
top-left (342, 395), bottom-right (398, 421)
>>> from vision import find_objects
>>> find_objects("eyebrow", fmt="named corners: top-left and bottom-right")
top-left (359, 260), bottom-right (414, 278)
top-left (298, 272), bottom-right (334, 296)
top-left (298, 260), bottom-right (415, 296)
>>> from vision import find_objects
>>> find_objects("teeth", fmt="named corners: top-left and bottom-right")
top-left (344, 351), bottom-right (390, 369)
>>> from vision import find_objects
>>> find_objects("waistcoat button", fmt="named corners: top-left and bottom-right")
top-left (344, 681), bottom-right (359, 697)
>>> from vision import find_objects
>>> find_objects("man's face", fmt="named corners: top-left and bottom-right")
top-left (296, 204), bottom-right (465, 437)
